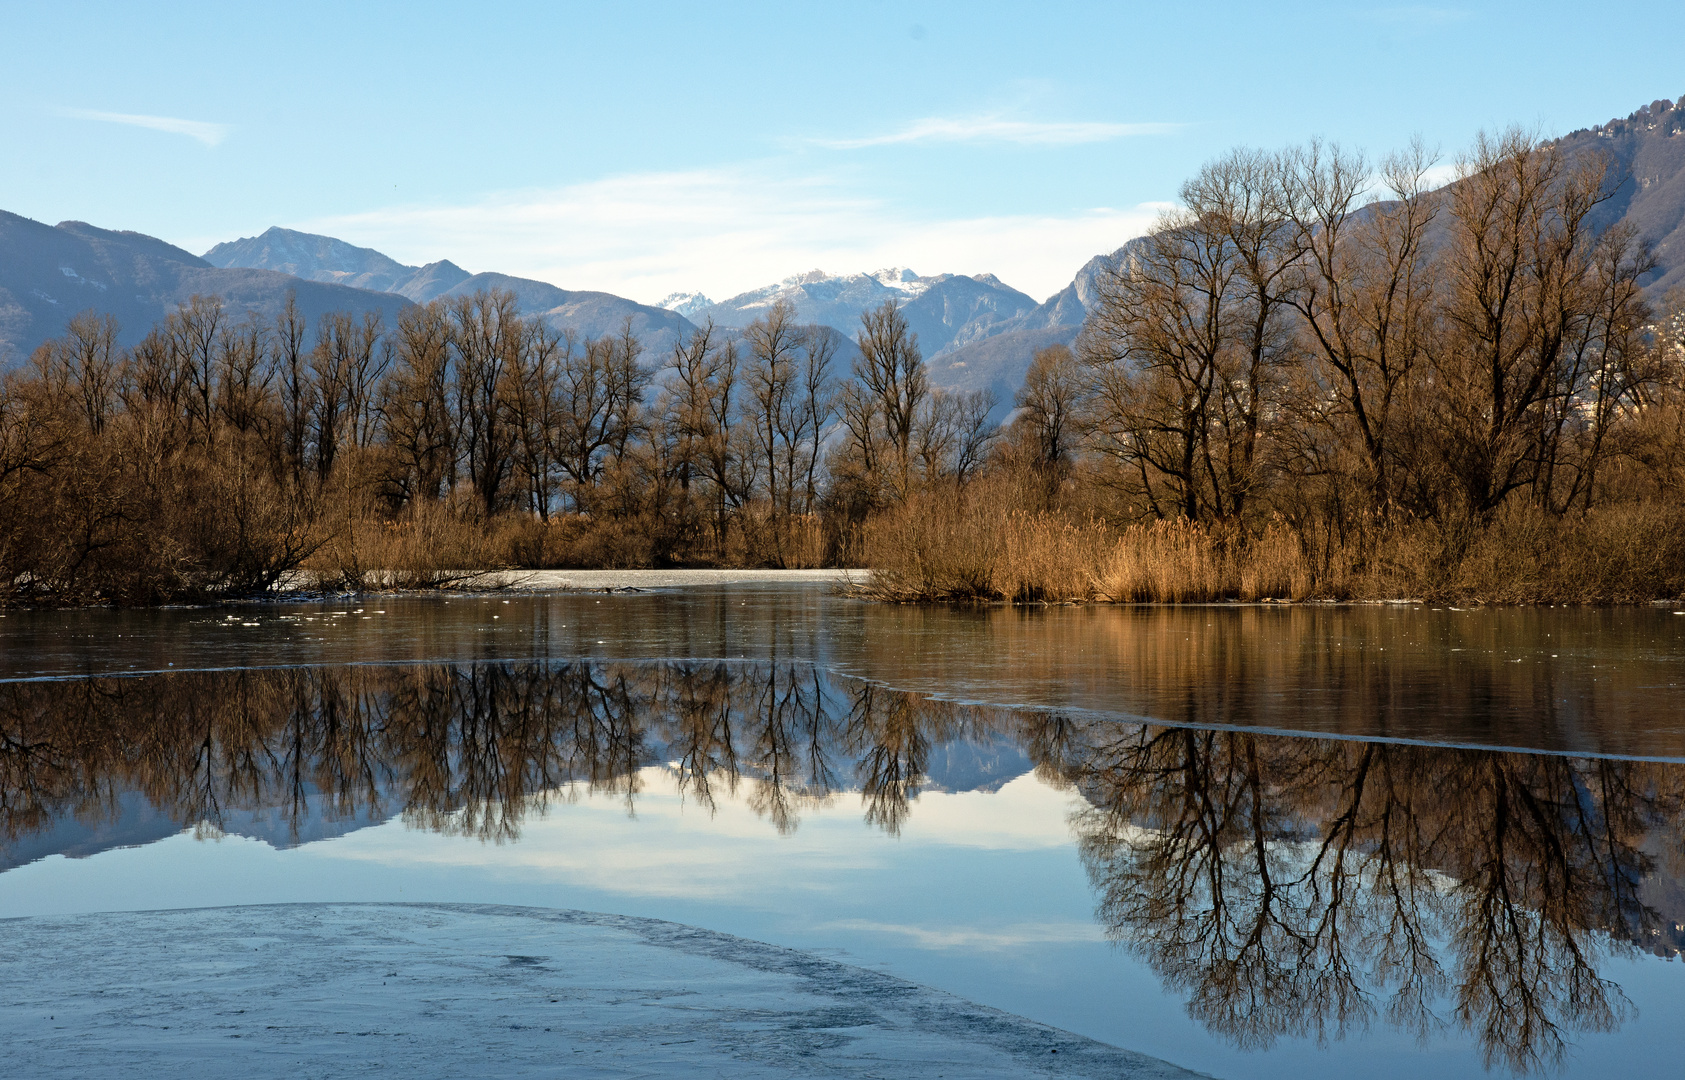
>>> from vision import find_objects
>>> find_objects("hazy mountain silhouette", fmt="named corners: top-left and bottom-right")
top-left (207, 228), bottom-right (697, 355)
top-left (0, 212), bottom-right (413, 368)
top-left (421, 272), bottom-right (691, 355)
top-left (14, 95), bottom-right (1684, 388)
top-left (203, 226), bottom-right (471, 301)
top-left (928, 245), bottom-right (1130, 401)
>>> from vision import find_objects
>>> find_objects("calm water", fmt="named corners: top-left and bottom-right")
top-left (3, 585), bottom-right (1683, 1078)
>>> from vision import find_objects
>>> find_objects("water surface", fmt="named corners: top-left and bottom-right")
top-left (3, 585), bottom-right (1683, 1078)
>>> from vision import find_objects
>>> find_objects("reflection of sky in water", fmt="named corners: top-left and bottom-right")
top-left (1, 763), bottom-right (1676, 1080)
top-left (5, 586), bottom-right (1685, 1079)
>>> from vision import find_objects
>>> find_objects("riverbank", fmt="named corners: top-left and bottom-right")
top-left (0, 903), bottom-right (1203, 1080)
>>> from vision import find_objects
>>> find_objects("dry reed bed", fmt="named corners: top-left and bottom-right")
top-left (859, 495), bottom-right (1685, 606)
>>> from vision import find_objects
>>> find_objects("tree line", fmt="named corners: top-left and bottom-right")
top-left (6, 126), bottom-right (1685, 604)
top-left (0, 287), bottom-right (993, 603)
top-left (871, 128), bottom-right (1685, 602)
top-left (1023, 129), bottom-right (1679, 526)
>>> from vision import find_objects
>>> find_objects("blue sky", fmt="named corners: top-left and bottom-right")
top-left (2, 1), bottom-right (1680, 303)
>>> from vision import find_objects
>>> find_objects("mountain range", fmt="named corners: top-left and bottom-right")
top-left (203, 229), bottom-right (474, 301)
top-left (205, 227), bottom-right (693, 355)
top-left (0, 213), bottom-right (412, 366)
top-left (6, 95), bottom-right (1685, 396)
top-left (675, 267), bottom-right (1040, 359)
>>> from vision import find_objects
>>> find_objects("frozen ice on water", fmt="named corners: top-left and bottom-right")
top-left (0, 903), bottom-right (1205, 1080)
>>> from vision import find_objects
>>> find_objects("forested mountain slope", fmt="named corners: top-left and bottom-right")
top-left (1557, 96), bottom-right (1685, 295)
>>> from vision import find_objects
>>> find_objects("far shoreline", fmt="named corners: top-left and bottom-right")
top-left (4, 566), bottom-right (1682, 609)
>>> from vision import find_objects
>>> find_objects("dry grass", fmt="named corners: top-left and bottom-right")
top-left (859, 492), bottom-right (1685, 605)
top-left (301, 497), bottom-right (505, 591)
top-left (1368, 502), bottom-right (1685, 604)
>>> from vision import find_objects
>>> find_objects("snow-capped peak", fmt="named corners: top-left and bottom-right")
top-left (658, 291), bottom-right (714, 318)
top-left (870, 267), bottom-right (923, 292)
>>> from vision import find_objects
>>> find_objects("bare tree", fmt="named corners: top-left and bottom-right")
top-left (275, 294), bottom-right (312, 490)
top-left (913, 387), bottom-right (997, 487)
top-left (1428, 129), bottom-right (1631, 517)
top-left (1282, 138), bottom-right (1438, 515)
top-left (449, 290), bottom-right (519, 517)
top-left (381, 301), bottom-right (457, 504)
top-left (554, 319), bottom-right (650, 513)
top-left (1084, 149), bottom-right (1299, 522)
top-left (37, 310), bottom-right (122, 436)
top-left (853, 300), bottom-right (928, 499)
top-left (1013, 343), bottom-right (1085, 484)
top-left (744, 299), bottom-right (804, 519)
top-left (171, 295), bottom-right (226, 445)
top-left (214, 313), bottom-right (275, 438)
top-left (796, 328), bottom-right (838, 511)
top-left (1536, 221), bottom-right (1656, 512)
top-left (505, 316), bottom-right (566, 518)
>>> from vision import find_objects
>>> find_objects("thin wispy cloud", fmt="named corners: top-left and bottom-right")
top-left (815, 115), bottom-right (1179, 149)
top-left (60, 108), bottom-right (233, 147)
top-left (298, 164), bottom-right (1168, 304)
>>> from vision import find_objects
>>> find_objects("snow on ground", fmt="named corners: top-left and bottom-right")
top-left (475, 568), bottom-right (866, 590)
top-left (274, 567), bottom-right (867, 595)
top-left (1, 903), bottom-right (1208, 1079)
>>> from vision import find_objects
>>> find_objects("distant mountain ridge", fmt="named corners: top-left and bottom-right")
top-left (206, 227), bottom-right (696, 355)
top-left (14, 94), bottom-right (1685, 389)
top-left (678, 267), bottom-right (1039, 360)
top-left (657, 291), bottom-right (714, 318)
top-left (925, 245), bottom-right (1128, 401)
top-left (434, 271), bottom-right (694, 355)
top-left (203, 227), bottom-right (472, 302)
top-left (0, 212), bottom-right (413, 366)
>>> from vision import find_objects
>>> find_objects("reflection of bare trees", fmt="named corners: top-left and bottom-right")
top-left (0, 662), bottom-right (986, 844)
top-left (1044, 718), bottom-right (1684, 1072)
top-left (4, 666), bottom-right (1682, 1069)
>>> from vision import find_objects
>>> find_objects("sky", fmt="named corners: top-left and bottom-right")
top-left (2, 1), bottom-right (1682, 305)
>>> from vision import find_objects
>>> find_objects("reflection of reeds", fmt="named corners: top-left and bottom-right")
top-left (859, 492), bottom-right (1685, 604)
